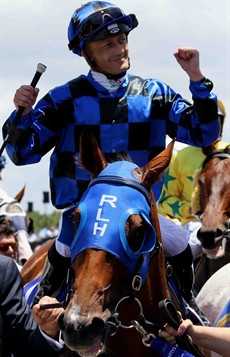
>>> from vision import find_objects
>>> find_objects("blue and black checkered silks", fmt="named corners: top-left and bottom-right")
top-left (3, 72), bottom-right (219, 209)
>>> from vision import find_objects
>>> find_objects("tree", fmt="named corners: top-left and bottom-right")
top-left (27, 210), bottom-right (62, 233)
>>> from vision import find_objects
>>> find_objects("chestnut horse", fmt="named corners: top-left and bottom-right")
top-left (192, 145), bottom-right (230, 295)
top-left (57, 130), bottom-right (175, 357)
top-left (22, 130), bottom-right (204, 357)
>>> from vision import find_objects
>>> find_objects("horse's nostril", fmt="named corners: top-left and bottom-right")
top-left (91, 317), bottom-right (105, 333)
top-left (197, 228), bottom-right (223, 249)
top-left (215, 228), bottom-right (224, 238)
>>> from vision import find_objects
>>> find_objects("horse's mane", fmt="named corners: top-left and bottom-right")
top-left (191, 168), bottom-right (202, 215)
top-left (104, 152), bottom-right (132, 163)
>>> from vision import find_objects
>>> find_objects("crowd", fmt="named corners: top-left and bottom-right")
top-left (0, 1), bottom-right (229, 356)
top-left (0, 154), bottom-right (59, 271)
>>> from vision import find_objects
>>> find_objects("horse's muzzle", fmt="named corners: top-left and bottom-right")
top-left (197, 228), bottom-right (223, 249)
top-left (58, 313), bottom-right (106, 356)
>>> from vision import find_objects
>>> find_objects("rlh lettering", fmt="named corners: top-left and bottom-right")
top-left (93, 194), bottom-right (117, 236)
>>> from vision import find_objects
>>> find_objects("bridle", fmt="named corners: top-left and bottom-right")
top-left (41, 171), bottom-right (204, 357)
top-left (42, 173), bottom-right (163, 322)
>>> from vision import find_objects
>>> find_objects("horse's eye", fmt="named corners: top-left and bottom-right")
top-left (198, 178), bottom-right (204, 187)
top-left (126, 215), bottom-right (146, 252)
top-left (72, 207), bottom-right (81, 232)
top-left (224, 210), bottom-right (230, 219)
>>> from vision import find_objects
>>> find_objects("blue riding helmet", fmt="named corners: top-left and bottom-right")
top-left (68, 1), bottom-right (138, 56)
top-left (0, 156), bottom-right (6, 169)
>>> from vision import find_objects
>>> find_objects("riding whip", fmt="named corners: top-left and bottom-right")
top-left (0, 63), bottom-right (47, 156)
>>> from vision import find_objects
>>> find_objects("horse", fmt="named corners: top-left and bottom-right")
top-left (197, 263), bottom-right (230, 357)
top-left (22, 129), bottom-right (205, 357)
top-left (191, 145), bottom-right (230, 295)
top-left (0, 185), bottom-right (33, 265)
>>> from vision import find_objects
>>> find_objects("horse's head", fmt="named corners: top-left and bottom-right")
top-left (58, 128), bottom-right (174, 356)
top-left (193, 146), bottom-right (230, 259)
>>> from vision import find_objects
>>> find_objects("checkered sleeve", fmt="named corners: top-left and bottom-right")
top-left (2, 82), bottom-right (73, 166)
top-left (167, 78), bottom-right (219, 147)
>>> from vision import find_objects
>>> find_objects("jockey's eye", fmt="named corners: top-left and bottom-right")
top-left (224, 209), bottom-right (230, 219)
top-left (125, 215), bottom-right (146, 252)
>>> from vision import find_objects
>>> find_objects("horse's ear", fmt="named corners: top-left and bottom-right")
top-left (140, 140), bottom-right (175, 190)
top-left (80, 127), bottom-right (107, 177)
top-left (14, 185), bottom-right (26, 202)
top-left (202, 144), bottom-right (215, 157)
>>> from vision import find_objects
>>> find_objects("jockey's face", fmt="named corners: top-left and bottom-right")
top-left (84, 33), bottom-right (129, 75)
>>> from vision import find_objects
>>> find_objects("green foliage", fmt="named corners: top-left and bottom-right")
top-left (27, 210), bottom-right (62, 232)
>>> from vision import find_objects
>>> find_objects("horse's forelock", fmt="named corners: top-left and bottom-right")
top-left (105, 152), bottom-right (132, 163)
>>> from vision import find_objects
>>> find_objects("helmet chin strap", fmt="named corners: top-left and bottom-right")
top-left (83, 48), bottom-right (130, 80)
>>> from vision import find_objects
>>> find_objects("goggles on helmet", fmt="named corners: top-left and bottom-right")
top-left (68, 5), bottom-right (138, 55)
top-left (80, 7), bottom-right (129, 38)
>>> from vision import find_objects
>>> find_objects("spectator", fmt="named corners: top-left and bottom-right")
top-left (0, 254), bottom-right (64, 357)
top-left (158, 318), bottom-right (230, 357)
top-left (0, 217), bottom-right (21, 270)
top-left (2, 1), bottom-right (219, 324)
top-left (158, 99), bottom-right (228, 259)
top-left (0, 155), bottom-right (33, 264)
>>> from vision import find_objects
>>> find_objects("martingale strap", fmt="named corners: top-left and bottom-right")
top-left (150, 339), bottom-right (195, 357)
top-left (158, 299), bottom-right (204, 357)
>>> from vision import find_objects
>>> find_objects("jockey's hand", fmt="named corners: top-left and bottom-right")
top-left (174, 47), bottom-right (204, 82)
top-left (32, 296), bottom-right (64, 340)
top-left (13, 85), bottom-right (39, 115)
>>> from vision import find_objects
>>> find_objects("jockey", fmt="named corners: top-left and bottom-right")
top-left (158, 99), bottom-right (229, 260)
top-left (0, 156), bottom-right (33, 265)
top-left (2, 1), bottom-right (220, 325)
